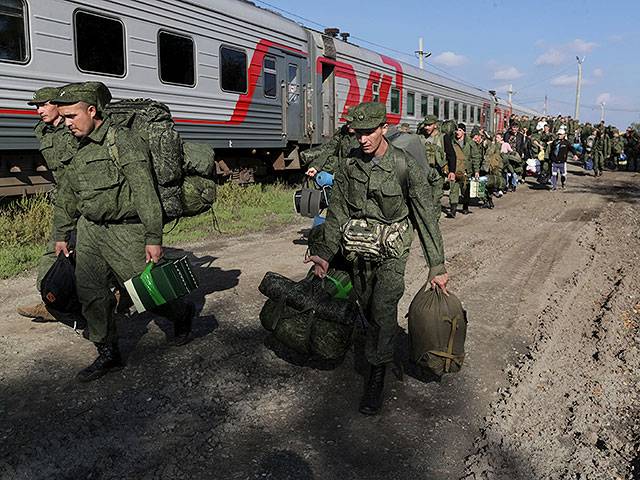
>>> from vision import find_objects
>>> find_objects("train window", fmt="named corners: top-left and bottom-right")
top-left (158, 31), bottom-right (195, 86)
top-left (372, 83), bottom-right (379, 102)
top-left (462, 104), bottom-right (467, 123)
top-left (443, 100), bottom-right (450, 120)
top-left (420, 95), bottom-right (428, 117)
top-left (390, 88), bottom-right (400, 114)
top-left (0, 0), bottom-right (28, 63)
top-left (220, 46), bottom-right (247, 93)
top-left (287, 64), bottom-right (299, 103)
top-left (477, 107), bottom-right (481, 123)
top-left (453, 102), bottom-right (459, 121)
top-left (263, 56), bottom-right (277, 98)
top-left (470, 106), bottom-right (474, 124)
top-left (407, 92), bottom-right (415, 116)
top-left (432, 97), bottom-right (439, 117)
top-left (75, 11), bottom-right (125, 76)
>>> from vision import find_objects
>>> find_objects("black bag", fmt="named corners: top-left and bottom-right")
top-left (258, 271), bottom-right (358, 359)
top-left (40, 253), bottom-right (87, 330)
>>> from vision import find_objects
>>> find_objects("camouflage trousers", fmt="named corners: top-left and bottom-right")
top-left (593, 152), bottom-right (605, 173)
top-left (449, 178), bottom-right (469, 206)
top-left (351, 251), bottom-right (409, 366)
top-left (75, 217), bottom-right (186, 344)
top-left (428, 174), bottom-right (445, 221)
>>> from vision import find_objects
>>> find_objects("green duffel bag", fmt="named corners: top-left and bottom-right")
top-left (408, 282), bottom-right (467, 376)
top-left (181, 175), bottom-right (216, 217)
top-left (259, 271), bottom-right (358, 359)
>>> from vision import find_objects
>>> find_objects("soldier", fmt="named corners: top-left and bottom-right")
top-left (17, 87), bottom-right (78, 323)
top-left (447, 123), bottom-right (480, 218)
top-left (51, 82), bottom-right (195, 382)
top-left (418, 114), bottom-right (456, 220)
top-left (625, 128), bottom-right (639, 172)
top-left (593, 129), bottom-right (606, 176)
top-left (304, 102), bottom-right (449, 415)
top-left (611, 129), bottom-right (624, 169)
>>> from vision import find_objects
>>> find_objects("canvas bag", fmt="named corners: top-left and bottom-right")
top-left (408, 283), bottom-right (467, 376)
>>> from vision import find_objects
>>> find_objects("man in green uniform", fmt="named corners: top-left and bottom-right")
top-left (52, 82), bottom-right (194, 382)
top-left (304, 102), bottom-right (450, 415)
top-left (418, 114), bottom-right (456, 221)
top-left (611, 129), bottom-right (624, 169)
top-left (17, 87), bottom-right (78, 322)
top-left (447, 123), bottom-right (480, 218)
top-left (593, 128), bottom-right (606, 176)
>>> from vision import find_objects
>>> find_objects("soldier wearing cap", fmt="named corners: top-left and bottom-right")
top-left (17, 86), bottom-right (79, 322)
top-left (301, 106), bottom-right (359, 177)
top-left (304, 101), bottom-right (449, 415)
top-left (51, 81), bottom-right (195, 382)
top-left (418, 114), bottom-right (456, 220)
top-left (447, 123), bottom-right (480, 218)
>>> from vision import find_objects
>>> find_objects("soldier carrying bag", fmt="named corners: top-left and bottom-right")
top-left (407, 282), bottom-right (467, 377)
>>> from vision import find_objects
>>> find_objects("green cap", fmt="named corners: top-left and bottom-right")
top-left (27, 87), bottom-right (60, 106)
top-left (343, 105), bottom-right (355, 123)
top-left (400, 122), bottom-right (410, 128)
top-left (423, 114), bottom-right (438, 125)
top-left (471, 126), bottom-right (481, 136)
top-left (349, 102), bottom-right (387, 130)
top-left (53, 81), bottom-right (112, 111)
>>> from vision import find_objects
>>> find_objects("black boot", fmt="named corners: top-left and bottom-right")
top-left (359, 364), bottom-right (386, 415)
top-left (446, 203), bottom-right (457, 218)
top-left (487, 197), bottom-right (494, 209)
top-left (174, 301), bottom-right (195, 346)
top-left (460, 203), bottom-right (472, 215)
top-left (76, 343), bottom-right (122, 382)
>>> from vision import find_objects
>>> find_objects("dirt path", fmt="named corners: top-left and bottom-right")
top-left (1, 164), bottom-right (639, 479)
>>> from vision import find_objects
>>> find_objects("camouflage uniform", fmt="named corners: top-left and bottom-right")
top-left (593, 132), bottom-right (606, 175)
top-left (449, 130), bottom-right (480, 212)
top-left (52, 84), bottom-right (190, 361)
top-left (300, 125), bottom-right (359, 174)
top-left (311, 103), bottom-right (446, 367)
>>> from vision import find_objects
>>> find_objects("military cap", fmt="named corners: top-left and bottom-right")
top-left (510, 119), bottom-right (520, 127)
top-left (401, 122), bottom-right (410, 128)
top-left (348, 102), bottom-right (387, 130)
top-left (457, 123), bottom-right (466, 131)
top-left (423, 114), bottom-right (438, 126)
top-left (53, 81), bottom-right (112, 111)
top-left (27, 87), bottom-right (60, 106)
top-left (471, 126), bottom-right (481, 137)
top-left (343, 105), bottom-right (355, 123)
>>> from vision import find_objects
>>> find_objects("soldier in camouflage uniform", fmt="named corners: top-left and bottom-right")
top-left (305, 102), bottom-right (449, 416)
top-left (592, 128), bottom-right (606, 176)
top-left (17, 87), bottom-right (78, 322)
top-left (52, 82), bottom-right (195, 382)
top-left (611, 129), bottom-right (624, 169)
top-left (447, 123), bottom-right (480, 217)
top-left (418, 114), bottom-right (456, 221)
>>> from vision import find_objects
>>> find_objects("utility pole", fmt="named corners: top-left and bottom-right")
top-left (543, 95), bottom-right (548, 116)
top-left (575, 56), bottom-right (585, 120)
top-left (600, 102), bottom-right (606, 122)
top-left (508, 84), bottom-right (516, 104)
top-left (415, 37), bottom-right (431, 70)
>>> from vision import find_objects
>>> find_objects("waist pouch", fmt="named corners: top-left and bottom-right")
top-left (340, 218), bottom-right (409, 260)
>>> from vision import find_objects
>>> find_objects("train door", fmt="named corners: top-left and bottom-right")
top-left (321, 62), bottom-right (336, 138)
top-left (282, 55), bottom-right (305, 142)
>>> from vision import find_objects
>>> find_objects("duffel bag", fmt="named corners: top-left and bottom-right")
top-left (259, 271), bottom-right (358, 359)
top-left (408, 283), bottom-right (467, 376)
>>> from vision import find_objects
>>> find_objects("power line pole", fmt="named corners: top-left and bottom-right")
top-left (575, 56), bottom-right (585, 120)
top-left (415, 37), bottom-right (431, 70)
top-left (508, 84), bottom-right (516, 104)
top-left (600, 102), bottom-right (606, 122)
top-left (543, 95), bottom-right (548, 116)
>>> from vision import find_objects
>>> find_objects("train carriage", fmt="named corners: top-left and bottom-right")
top-left (0, 0), bottom-right (537, 194)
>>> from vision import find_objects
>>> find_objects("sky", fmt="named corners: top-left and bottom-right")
top-left (255, 0), bottom-right (640, 129)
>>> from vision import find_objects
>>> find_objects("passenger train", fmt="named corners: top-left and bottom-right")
top-left (0, 0), bottom-right (538, 194)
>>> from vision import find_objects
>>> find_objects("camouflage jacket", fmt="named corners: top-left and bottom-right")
top-left (53, 116), bottom-right (164, 245)
top-left (300, 126), bottom-right (359, 174)
top-left (611, 137), bottom-right (624, 155)
top-left (311, 143), bottom-right (446, 277)
top-left (34, 119), bottom-right (77, 183)
top-left (456, 135), bottom-right (480, 175)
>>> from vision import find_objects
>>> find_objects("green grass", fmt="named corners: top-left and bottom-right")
top-left (0, 182), bottom-right (299, 278)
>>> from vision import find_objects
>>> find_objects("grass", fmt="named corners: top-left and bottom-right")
top-left (0, 182), bottom-right (298, 279)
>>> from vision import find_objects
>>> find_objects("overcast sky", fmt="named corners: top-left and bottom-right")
top-left (258, 0), bottom-right (639, 129)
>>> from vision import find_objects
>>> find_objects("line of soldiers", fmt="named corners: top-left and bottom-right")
top-left (18, 82), bottom-right (195, 382)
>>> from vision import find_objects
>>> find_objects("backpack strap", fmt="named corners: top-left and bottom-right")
top-left (392, 145), bottom-right (409, 201)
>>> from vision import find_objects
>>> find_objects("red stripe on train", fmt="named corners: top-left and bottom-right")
top-left (0, 109), bottom-right (39, 115)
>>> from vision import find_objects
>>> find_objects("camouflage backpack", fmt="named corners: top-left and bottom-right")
top-left (419, 133), bottom-right (446, 169)
top-left (105, 99), bottom-right (216, 222)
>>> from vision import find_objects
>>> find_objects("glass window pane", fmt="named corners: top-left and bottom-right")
top-left (287, 64), bottom-right (299, 103)
top-left (407, 92), bottom-right (415, 116)
top-left (158, 31), bottom-right (194, 86)
top-left (477, 106), bottom-right (481, 123)
top-left (462, 104), bottom-right (467, 122)
top-left (372, 83), bottom-right (379, 102)
top-left (0, 0), bottom-right (28, 63)
top-left (421, 95), bottom-right (428, 117)
top-left (75, 11), bottom-right (125, 76)
top-left (433, 97), bottom-right (439, 117)
top-left (263, 56), bottom-right (277, 98)
top-left (444, 100), bottom-right (450, 120)
top-left (453, 102), bottom-right (459, 121)
top-left (220, 46), bottom-right (247, 93)
top-left (469, 106), bottom-right (474, 123)
top-left (390, 88), bottom-right (400, 114)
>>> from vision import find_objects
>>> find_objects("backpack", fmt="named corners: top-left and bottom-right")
top-left (408, 282), bottom-right (467, 376)
top-left (387, 130), bottom-right (431, 179)
top-left (450, 142), bottom-right (467, 181)
top-left (586, 135), bottom-right (595, 152)
top-left (40, 252), bottom-right (87, 331)
top-left (259, 271), bottom-right (358, 359)
top-left (420, 133), bottom-right (446, 170)
top-left (105, 99), bottom-right (217, 222)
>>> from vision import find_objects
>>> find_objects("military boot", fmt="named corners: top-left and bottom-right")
top-left (446, 204), bottom-right (457, 218)
top-left (174, 301), bottom-right (195, 346)
top-left (460, 204), bottom-right (472, 215)
top-left (17, 301), bottom-right (55, 322)
top-left (76, 343), bottom-right (123, 382)
top-left (359, 364), bottom-right (386, 415)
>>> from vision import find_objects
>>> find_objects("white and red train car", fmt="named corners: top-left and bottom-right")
top-left (0, 0), bottom-right (537, 193)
